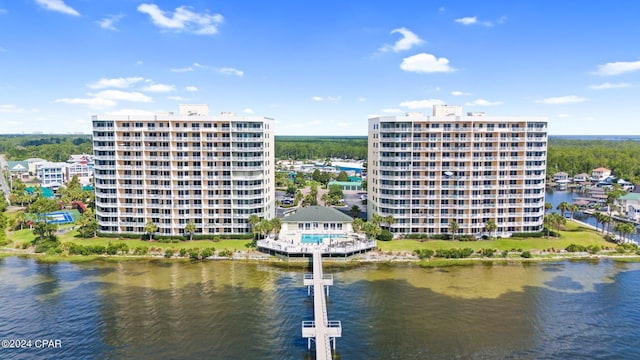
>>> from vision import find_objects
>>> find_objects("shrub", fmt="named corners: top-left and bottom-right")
top-left (520, 251), bottom-right (532, 258)
top-left (377, 230), bottom-right (393, 242)
top-left (189, 250), bottom-right (200, 260)
top-left (501, 250), bottom-right (509, 258)
top-left (218, 249), bottom-right (234, 258)
top-left (415, 249), bottom-right (434, 259)
top-left (164, 248), bottom-right (174, 258)
top-left (482, 248), bottom-right (496, 258)
top-left (201, 248), bottom-right (213, 258)
top-left (434, 248), bottom-right (474, 259)
top-left (566, 244), bottom-right (588, 253)
top-left (179, 248), bottom-right (187, 257)
top-left (587, 245), bottom-right (601, 254)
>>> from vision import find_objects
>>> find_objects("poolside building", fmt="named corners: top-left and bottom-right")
top-left (92, 104), bottom-right (275, 236)
top-left (280, 206), bottom-right (355, 243)
top-left (367, 105), bottom-right (548, 238)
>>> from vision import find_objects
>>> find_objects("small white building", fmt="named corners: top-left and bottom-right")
top-left (618, 193), bottom-right (640, 221)
top-left (279, 206), bottom-right (355, 244)
top-left (39, 162), bottom-right (67, 189)
top-left (573, 173), bottom-right (590, 182)
top-left (553, 172), bottom-right (569, 182)
top-left (591, 167), bottom-right (612, 181)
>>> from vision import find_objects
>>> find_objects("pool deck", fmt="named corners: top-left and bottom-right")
top-left (257, 236), bottom-right (377, 257)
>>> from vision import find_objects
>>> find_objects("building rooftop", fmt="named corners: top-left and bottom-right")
top-left (283, 206), bottom-right (353, 223)
top-left (620, 193), bottom-right (640, 201)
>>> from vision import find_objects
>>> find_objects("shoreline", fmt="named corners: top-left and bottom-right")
top-left (2, 248), bottom-right (640, 266)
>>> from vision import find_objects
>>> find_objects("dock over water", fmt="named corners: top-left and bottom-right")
top-left (301, 250), bottom-right (342, 359)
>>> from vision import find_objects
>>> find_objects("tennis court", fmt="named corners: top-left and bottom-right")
top-left (41, 211), bottom-right (75, 224)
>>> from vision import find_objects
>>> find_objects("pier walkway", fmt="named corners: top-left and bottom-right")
top-left (301, 249), bottom-right (341, 359)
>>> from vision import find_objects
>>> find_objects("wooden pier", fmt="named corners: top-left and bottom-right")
top-left (301, 250), bottom-right (342, 359)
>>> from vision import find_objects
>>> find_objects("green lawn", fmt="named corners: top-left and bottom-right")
top-left (6, 228), bottom-right (252, 252)
top-left (378, 221), bottom-right (613, 253)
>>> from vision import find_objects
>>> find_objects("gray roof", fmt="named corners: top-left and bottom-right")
top-left (7, 161), bottom-right (29, 172)
top-left (282, 206), bottom-right (353, 223)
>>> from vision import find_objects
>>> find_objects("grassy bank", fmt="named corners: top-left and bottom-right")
top-left (377, 221), bottom-right (612, 253)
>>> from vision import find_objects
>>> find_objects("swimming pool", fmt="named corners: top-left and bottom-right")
top-left (300, 234), bottom-right (346, 244)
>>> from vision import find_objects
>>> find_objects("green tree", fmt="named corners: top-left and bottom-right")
top-left (557, 201), bottom-right (570, 218)
top-left (270, 217), bottom-right (282, 239)
top-left (60, 174), bottom-right (83, 205)
top-left (32, 218), bottom-right (58, 240)
top-left (382, 215), bottom-right (396, 230)
top-left (544, 202), bottom-right (553, 215)
top-left (28, 197), bottom-right (60, 214)
top-left (362, 221), bottom-right (381, 240)
top-left (485, 219), bottom-right (497, 239)
top-left (569, 204), bottom-right (580, 219)
top-left (12, 211), bottom-right (27, 230)
top-left (184, 221), bottom-right (197, 241)
top-left (336, 171), bottom-right (349, 182)
top-left (77, 208), bottom-right (98, 238)
top-left (352, 217), bottom-right (364, 233)
top-left (349, 205), bottom-right (361, 218)
top-left (448, 220), bottom-right (459, 240)
top-left (144, 221), bottom-right (159, 241)
top-left (248, 214), bottom-right (261, 239)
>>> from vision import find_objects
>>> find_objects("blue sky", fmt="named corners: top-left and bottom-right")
top-left (1, 1), bottom-right (639, 135)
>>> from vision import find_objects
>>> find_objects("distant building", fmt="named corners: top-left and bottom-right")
top-left (573, 173), bottom-right (590, 182)
top-left (591, 167), bottom-right (611, 181)
top-left (553, 172), bottom-right (569, 182)
top-left (619, 193), bottom-right (640, 222)
top-left (327, 180), bottom-right (363, 191)
top-left (25, 158), bottom-right (47, 175)
top-left (7, 161), bottom-right (30, 180)
top-left (38, 162), bottom-right (68, 189)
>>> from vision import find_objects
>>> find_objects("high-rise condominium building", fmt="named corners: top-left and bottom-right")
top-left (92, 104), bottom-right (275, 236)
top-left (368, 105), bottom-right (547, 237)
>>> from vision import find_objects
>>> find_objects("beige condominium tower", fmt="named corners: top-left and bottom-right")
top-left (368, 105), bottom-right (548, 238)
top-left (92, 104), bottom-right (275, 236)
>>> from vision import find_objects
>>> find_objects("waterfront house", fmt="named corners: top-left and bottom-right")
top-left (591, 167), bottom-right (612, 181)
top-left (553, 172), bottom-right (569, 182)
top-left (619, 193), bottom-right (640, 221)
top-left (573, 173), bottom-right (590, 182)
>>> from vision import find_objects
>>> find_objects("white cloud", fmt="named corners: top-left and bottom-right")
top-left (0, 104), bottom-right (25, 113)
top-left (379, 27), bottom-right (423, 53)
top-left (98, 14), bottom-right (124, 31)
top-left (55, 97), bottom-right (117, 109)
top-left (137, 3), bottom-right (223, 35)
top-left (535, 95), bottom-right (587, 104)
top-left (88, 77), bottom-right (145, 89)
top-left (455, 16), bottom-right (477, 25)
top-left (185, 86), bottom-right (198, 92)
top-left (399, 99), bottom-right (445, 109)
top-left (106, 109), bottom-right (155, 116)
top-left (465, 99), bottom-right (503, 106)
top-left (382, 108), bottom-right (403, 114)
top-left (337, 122), bottom-right (348, 127)
top-left (0, 8), bottom-right (7, 15)
top-left (171, 66), bottom-right (194, 72)
top-left (311, 96), bottom-right (340, 103)
top-left (400, 53), bottom-right (454, 73)
top-left (557, 114), bottom-right (572, 118)
top-left (141, 83), bottom-right (175, 92)
top-left (357, 97), bottom-right (368, 102)
top-left (455, 15), bottom-right (505, 27)
top-left (167, 96), bottom-right (188, 101)
top-left (243, 108), bottom-right (254, 114)
top-left (594, 60), bottom-right (640, 75)
top-left (0, 46), bottom-right (6, 53)
top-left (35, 0), bottom-right (79, 16)
top-left (312, 96), bottom-right (324, 102)
top-left (451, 90), bottom-right (471, 96)
top-left (91, 90), bottom-right (153, 103)
top-left (136, 60), bottom-right (143, 65)
top-left (589, 82), bottom-right (631, 90)
top-left (218, 67), bottom-right (244, 76)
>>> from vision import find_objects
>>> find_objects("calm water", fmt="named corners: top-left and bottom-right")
top-left (1, 257), bottom-right (640, 359)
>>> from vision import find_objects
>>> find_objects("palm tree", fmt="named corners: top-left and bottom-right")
top-left (349, 205), bottom-right (361, 218)
top-left (371, 213), bottom-right (383, 226)
top-left (248, 214), bottom-right (261, 239)
top-left (383, 215), bottom-right (396, 231)
top-left (13, 211), bottom-right (26, 230)
top-left (593, 211), bottom-right (604, 232)
top-left (544, 202), bottom-right (553, 215)
top-left (270, 217), bottom-right (282, 239)
top-left (144, 221), bottom-right (159, 241)
top-left (184, 221), bottom-right (197, 241)
top-left (352, 217), bottom-right (364, 233)
top-left (448, 220), bottom-right (459, 241)
top-left (485, 219), bottom-right (497, 239)
top-left (569, 204), bottom-right (579, 219)
top-left (362, 221), bottom-right (381, 240)
top-left (557, 201), bottom-right (570, 218)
